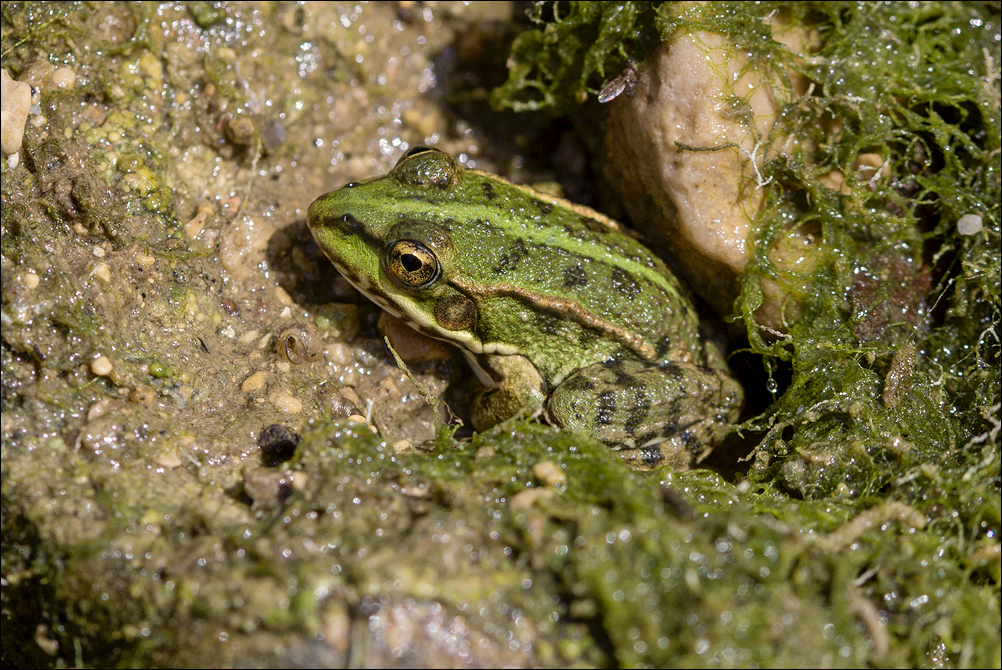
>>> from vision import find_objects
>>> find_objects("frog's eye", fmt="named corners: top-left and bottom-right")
top-left (396, 146), bottom-right (437, 165)
top-left (390, 148), bottom-right (458, 189)
top-left (386, 240), bottom-right (440, 288)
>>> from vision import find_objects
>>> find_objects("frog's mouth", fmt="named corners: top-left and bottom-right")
top-left (350, 277), bottom-right (500, 390)
top-left (350, 274), bottom-right (501, 390)
top-left (323, 258), bottom-right (405, 324)
top-left (329, 256), bottom-right (520, 364)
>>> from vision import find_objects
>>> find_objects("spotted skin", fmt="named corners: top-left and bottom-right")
top-left (548, 359), bottom-right (742, 470)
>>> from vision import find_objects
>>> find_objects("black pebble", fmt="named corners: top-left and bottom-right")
top-left (258, 424), bottom-right (301, 466)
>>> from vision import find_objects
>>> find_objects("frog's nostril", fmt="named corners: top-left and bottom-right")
top-left (340, 213), bottom-right (359, 230)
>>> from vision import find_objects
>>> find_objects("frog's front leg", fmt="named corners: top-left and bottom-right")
top-left (548, 359), bottom-right (743, 470)
top-left (467, 353), bottom-right (548, 431)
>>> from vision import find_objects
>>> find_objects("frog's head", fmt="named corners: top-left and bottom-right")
top-left (307, 147), bottom-right (486, 351)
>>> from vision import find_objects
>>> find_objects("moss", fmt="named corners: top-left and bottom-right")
top-left (734, 1), bottom-right (1000, 499)
top-left (490, 2), bottom-right (662, 114)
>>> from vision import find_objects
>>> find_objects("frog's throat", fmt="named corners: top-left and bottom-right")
top-left (461, 349), bottom-right (496, 388)
top-left (450, 277), bottom-right (657, 361)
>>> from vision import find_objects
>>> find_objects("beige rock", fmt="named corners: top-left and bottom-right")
top-left (532, 460), bottom-right (566, 486)
top-left (603, 23), bottom-right (818, 331)
top-left (52, 67), bottom-right (77, 89)
top-left (153, 448), bottom-right (184, 469)
top-left (957, 213), bottom-right (983, 236)
top-left (269, 389), bottom-right (303, 414)
top-left (91, 355), bottom-right (114, 377)
top-left (1, 69), bottom-right (33, 156)
top-left (241, 370), bottom-right (267, 393)
top-left (184, 202), bottom-right (213, 239)
top-left (22, 271), bottom-right (40, 289)
top-left (509, 487), bottom-right (556, 511)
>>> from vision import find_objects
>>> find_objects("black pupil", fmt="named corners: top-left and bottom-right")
top-left (401, 254), bottom-right (423, 272)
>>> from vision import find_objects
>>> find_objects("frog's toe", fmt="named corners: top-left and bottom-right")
top-left (469, 354), bottom-right (548, 431)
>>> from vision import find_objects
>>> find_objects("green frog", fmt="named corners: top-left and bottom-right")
top-left (307, 147), bottom-right (742, 469)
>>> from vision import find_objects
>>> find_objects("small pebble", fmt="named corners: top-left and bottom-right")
top-left (509, 488), bottom-right (556, 511)
top-left (224, 116), bottom-right (255, 145)
top-left (134, 251), bottom-right (155, 266)
top-left (34, 624), bottom-right (59, 656)
top-left (257, 424), bottom-right (301, 466)
top-left (532, 460), bottom-right (566, 486)
top-left (129, 385), bottom-right (158, 408)
top-left (239, 329), bottom-right (260, 345)
top-left (325, 341), bottom-right (353, 366)
top-left (347, 414), bottom-right (367, 425)
top-left (86, 397), bottom-right (116, 421)
top-left (269, 389), bottom-right (302, 414)
top-left (243, 469), bottom-right (291, 505)
top-left (241, 370), bottom-right (267, 392)
top-left (289, 471), bottom-right (309, 491)
top-left (154, 449), bottom-right (184, 469)
top-left (957, 213), bottom-right (983, 236)
top-left (20, 59), bottom-right (54, 89)
top-left (92, 262), bottom-right (111, 283)
top-left (318, 386), bottom-right (361, 419)
top-left (184, 203), bottom-right (213, 239)
top-left (22, 271), bottom-right (39, 289)
top-left (52, 67), bottom-right (76, 89)
top-left (91, 355), bottom-right (113, 376)
top-left (392, 439), bottom-right (412, 453)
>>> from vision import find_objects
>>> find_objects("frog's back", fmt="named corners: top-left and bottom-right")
top-left (440, 170), bottom-right (706, 383)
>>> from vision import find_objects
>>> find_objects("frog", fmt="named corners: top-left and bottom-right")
top-left (307, 146), bottom-right (743, 470)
